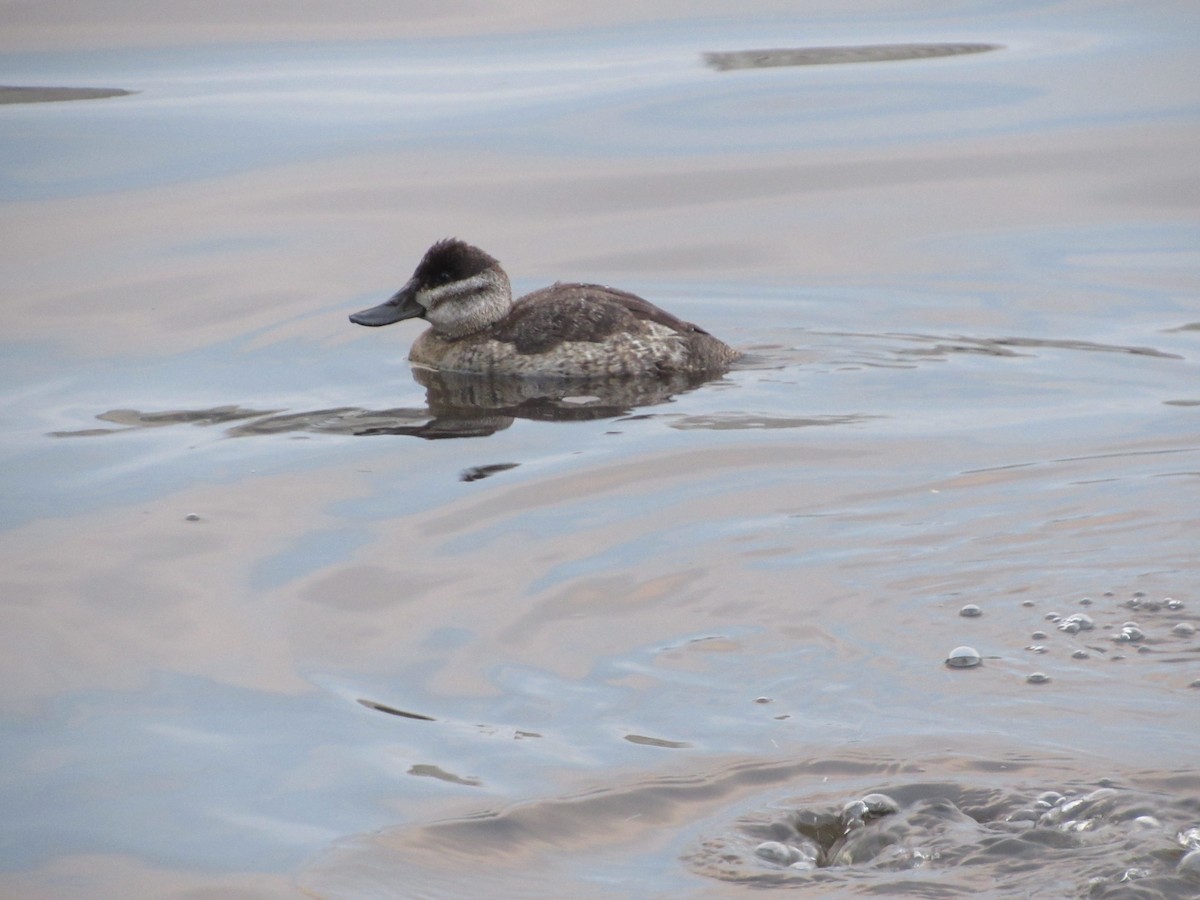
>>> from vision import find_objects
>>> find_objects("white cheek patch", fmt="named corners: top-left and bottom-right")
top-left (419, 271), bottom-right (506, 335)
top-left (419, 272), bottom-right (494, 309)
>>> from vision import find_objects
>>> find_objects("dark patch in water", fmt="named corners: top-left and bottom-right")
top-left (667, 412), bottom-right (880, 430)
top-left (460, 463), bottom-right (519, 482)
top-left (408, 764), bottom-right (480, 786)
top-left (0, 85), bottom-right (136, 104)
top-left (704, 43), bottom-right (1001, 72)
top-left (357, 698), bottom-right (436, 721)
top-left (624, 733), bottom-right (691, 749)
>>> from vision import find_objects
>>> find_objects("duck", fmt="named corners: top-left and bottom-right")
top-left (349, 239), bottom-right (738, 378)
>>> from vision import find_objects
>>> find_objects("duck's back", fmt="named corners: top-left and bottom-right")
top-left (410, 283), bottom-right (737, 378)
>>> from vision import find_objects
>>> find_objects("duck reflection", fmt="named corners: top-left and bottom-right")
top-left (240, 367), bottom-right (719, 439)
top-left (50, 367), bottom-right (723, 441)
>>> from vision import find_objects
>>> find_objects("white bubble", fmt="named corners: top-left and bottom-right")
top-left (861, 793), bottom-right (900, 816)
top-left (1059, 613), bottom-right (1094, 632)
top-left (1179, 848), bottom-right (1200, 881)
top-left (755, 841), bottom-right (797, 865)
top-left (1116, 624), bottom-right (1145, 642)
top-left (754, 841), bottom-right (818, 867)
top-left (945, 646), bottom-right (981, 668)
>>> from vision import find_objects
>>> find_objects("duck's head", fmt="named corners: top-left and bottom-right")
top-left (350, 239), bottom-right (511, 338)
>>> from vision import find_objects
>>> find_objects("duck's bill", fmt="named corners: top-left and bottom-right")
top-left (349, 282), bottom-right (423, 327)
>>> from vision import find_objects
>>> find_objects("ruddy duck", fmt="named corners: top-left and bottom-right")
top-left (349, 240), bottom-right (738, 377)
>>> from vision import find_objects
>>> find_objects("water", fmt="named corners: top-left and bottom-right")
top-left (1, 1), bottom-right (1199, 897)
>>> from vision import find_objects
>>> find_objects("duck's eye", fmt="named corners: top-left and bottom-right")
top-left (433, 270), bottom-right (453, 285)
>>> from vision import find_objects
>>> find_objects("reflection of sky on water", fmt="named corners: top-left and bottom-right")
top-left (2, 12), bottom-right (1197, 199)
top-left (2, 4), bottom-right (1198, 890)
top-left (0, 635), bottom-right (837, 871)
top-left (2, 678), bottom-right (368, 870)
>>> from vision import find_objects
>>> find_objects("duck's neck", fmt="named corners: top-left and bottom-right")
top-left (423, 270), bottom-right (512, 338)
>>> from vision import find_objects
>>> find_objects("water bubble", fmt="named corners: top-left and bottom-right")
top-left (753, 696), bottom-right (773, 704)
top-left (1039, 805), bottom-right (1063, 826)
top-left (1032, 631), bottom-right (1048, 640)
top-left (1021, 600), bottom-right (1035, 607)
top-left (1172, 623), bottom-right (1196, 637)
top-left (861, 793), bottom-right (900, 816)
top-left (1059, 798), bottom-right (1084, 817)
top-left (842, 799), bottom-right (868, 825)
top-left (841, 792), bottom-right (899, 832)
top-left (1179, 848), bottom-right (1200, 880)
top-left (945, 646), bottom-right (981, 668)
top-left (1036, 787), bottom-right (1118, 832)
top-left (184, 513), bottom-right (201, 522)
top-left (1026, 672), bottom-right (1050, 684)
top-left (959, 604), bottom-right (982, 618)
top-left (1084, 787), bottom-right (1118, 804)
top-left (1059, 613), bottom-right (1094, 633)
top-left (1071, 649), bottom-right (1090, 659)
top-left (1115, 624), bottom-right (1145, 642)
top-left (1044, 613), bottom-right (1061, 622)
top-left (1079, 596), bottom-right (1093, 606)
top-left (755, 841), bottom-right (802, 866)
top-left (754, 838), bottom-right (820, 870)
top-left (1132, 815), bottom-right (1161, 829)
top-left (1166, 597), bottom-right (1184, 610)
top-left (1179, 826), bottom-right (1200, 850)
top-left (1037, 791), bottom-right (1065, 805)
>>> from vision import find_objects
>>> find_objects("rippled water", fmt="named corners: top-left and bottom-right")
top-left (2, 1), bottom-right (1198, 897)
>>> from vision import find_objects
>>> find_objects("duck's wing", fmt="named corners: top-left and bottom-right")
top-left (493, 283), bottom-right (709, 355)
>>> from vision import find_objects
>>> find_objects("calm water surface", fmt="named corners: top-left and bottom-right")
top-left (1, 1), bottom-right (1198, 897)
